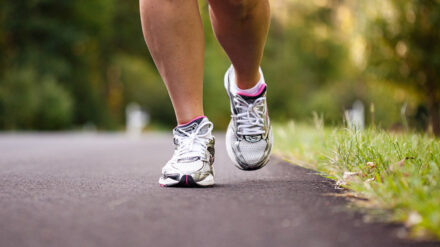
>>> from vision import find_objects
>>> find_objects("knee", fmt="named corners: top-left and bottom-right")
top-left (225, 0), bottom-right (259, 19)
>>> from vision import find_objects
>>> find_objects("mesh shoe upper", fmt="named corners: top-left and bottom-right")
top-left (236, 138), bottom-right (268, 165)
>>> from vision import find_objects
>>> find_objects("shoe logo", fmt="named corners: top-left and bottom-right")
top-left (177, 156), bottom-right (200, 162)
top-left (244, 135), bottom-right (262, 143)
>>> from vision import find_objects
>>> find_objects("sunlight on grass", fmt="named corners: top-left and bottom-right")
top-left (274, 122), bottom-right (440, 239)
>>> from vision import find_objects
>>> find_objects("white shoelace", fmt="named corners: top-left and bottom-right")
top-left (232, 97), bottom-right (266, 136)
top-left (175, 121), bottom-right (213, 160)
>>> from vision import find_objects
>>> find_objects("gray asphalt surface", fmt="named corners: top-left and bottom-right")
top-left (0, 133), bottom-right (438, 247)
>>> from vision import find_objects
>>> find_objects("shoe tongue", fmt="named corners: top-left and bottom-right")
top-left (174, 117), bottom-right (206, 137)
top-left (234, 85), bottom-right (266, 115)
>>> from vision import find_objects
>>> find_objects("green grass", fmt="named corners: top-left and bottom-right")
top-left (274, 122), bottom-right (440, 239)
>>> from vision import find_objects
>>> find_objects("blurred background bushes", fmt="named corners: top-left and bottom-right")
top-left (0, 0), bottom-right (439, 133)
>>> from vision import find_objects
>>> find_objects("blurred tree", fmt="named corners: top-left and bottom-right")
top-left (365, 0), bottom-right (440, 135)
top-left (0, 67), bottom-right (73, 129)
top-left (0, 0), bottom-right (112, 128)
top-left (265, 0), bottom-right (355, 123)
top-left (0, 0), bottom-right (431, 131)
top-left (0, 0), bottom-right (153, 129)
top-left (0, 68), bottom-right (40, 129)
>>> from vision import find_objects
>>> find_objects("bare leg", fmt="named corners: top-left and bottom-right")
top-left (139, 0), bottom-right (204, 124)
top-left (208, 0), bottom-right (270, 89)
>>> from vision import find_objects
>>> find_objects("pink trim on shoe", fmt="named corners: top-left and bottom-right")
top-left (177, 115), bottom-right (206, 127)
top-left (237, 83), bottom-right (267, 97)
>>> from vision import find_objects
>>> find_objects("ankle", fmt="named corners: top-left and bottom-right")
top-left (177, 115), bottom-right (206, 126)
top-left (235, 72), bottom-right (261, 90)
top-left (229, 66), bottom-right (265, 95)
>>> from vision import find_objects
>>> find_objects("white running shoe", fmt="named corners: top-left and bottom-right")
top-left (159, 117), bottom-right (215, 187)
top-left (224, 66), bottom-right (273, 170)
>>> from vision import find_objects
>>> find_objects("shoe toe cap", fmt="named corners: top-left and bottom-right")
top-left (233, 139), bottom-right (271, 170)
top-left (237, 140), bottom-right (268, 164)
top-left (171, 160), bottom-right (204, 174)
top-left (226, 123), bottom-right (273, 170)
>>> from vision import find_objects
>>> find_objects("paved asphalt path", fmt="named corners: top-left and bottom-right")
top-left (0, 133), bottom-right (438, 247)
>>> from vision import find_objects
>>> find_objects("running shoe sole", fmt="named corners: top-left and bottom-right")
top-left (159, 174), bottom-right (214, 187)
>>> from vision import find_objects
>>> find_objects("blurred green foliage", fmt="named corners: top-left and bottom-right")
top-left (364, 0), bottom-right (440, 135)
top-left (0, 67), bottom-right (73, 129)
top-left (0, 0), bottom-right (438, 131)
